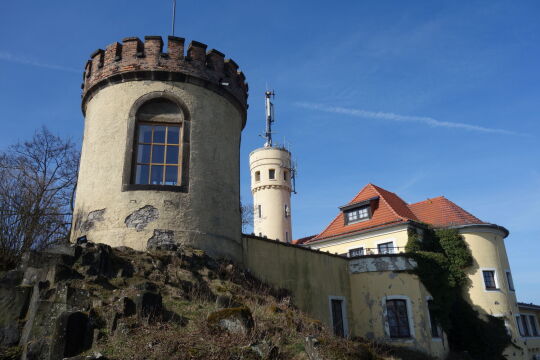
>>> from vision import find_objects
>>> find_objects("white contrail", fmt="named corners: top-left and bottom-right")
top-left (296, 102), bottom-right (524, 136)
top-left (0, 51), bottom-right (79, 73)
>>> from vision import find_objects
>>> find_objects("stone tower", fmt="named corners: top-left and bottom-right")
top-left (72, 36), bottom-right (248, 263)
top-left (249, 92), bottom-right (294, 242)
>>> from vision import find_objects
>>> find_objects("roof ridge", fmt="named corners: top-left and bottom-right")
top-left (441, 197), bottom-right (485, 224)
top-left (370, 185), bottom-right (409, 221)
top-left (409, 196), bottom-right (445, 206)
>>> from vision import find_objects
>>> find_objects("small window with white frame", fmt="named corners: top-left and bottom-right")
top-left (505, 270), bottom-right (515, 292)
top-left (344, 205), bottom-right (370, 224)
top-left (348, 247), bottom-right (365, 257)
top-left (427, 299), bottom-right (441, 338)
top-left (268, 169), bottom-right (276, 180)
top-left (378, 241), bottom-right (395, 254)
top-left (520, 314), bottom-right (531, 337)
top-left (529, 315), bottom-right (539, 337)
top-left (384, 296), bottom-right (413, 338)
top-left (482, 269), bottom-right (498, 290)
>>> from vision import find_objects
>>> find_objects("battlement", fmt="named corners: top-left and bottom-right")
top-left (81, 35), bottom-right (248, 118)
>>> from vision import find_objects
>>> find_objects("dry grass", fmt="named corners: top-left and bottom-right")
top-left (82, 247), bottom-right (436, 360)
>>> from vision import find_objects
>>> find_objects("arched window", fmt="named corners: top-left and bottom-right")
top-left (132, 98), bottom-right (185, 186)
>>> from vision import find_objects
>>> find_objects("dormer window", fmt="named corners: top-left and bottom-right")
top-left (339, 196), bottom-right (378, 225)
top-left (344, 205), bottom-right (370, 224)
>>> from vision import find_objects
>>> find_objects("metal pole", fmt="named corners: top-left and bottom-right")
top-left (172, 0), bottom-right (177, 36)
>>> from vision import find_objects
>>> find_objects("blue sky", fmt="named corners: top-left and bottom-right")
top-left (1, 1), bottom-right (539, 302)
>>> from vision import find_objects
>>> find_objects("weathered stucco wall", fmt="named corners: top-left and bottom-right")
top-left (349, 271), bottom-right (448, 358)
top-left (242, 236), bottom-right (351, 328)
top-left (72, 81), bottom-right (243, 262)
top-left (242, 236), bottom-right (448, 359)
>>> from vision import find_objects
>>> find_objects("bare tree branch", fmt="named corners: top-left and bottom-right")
top-left (0, 126), bottom-right (79, 270)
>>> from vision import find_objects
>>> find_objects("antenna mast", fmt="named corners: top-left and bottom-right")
top-left (171, 0), bottom-right (177, 36)
top-left (264, 90), bottom-right (275, 147)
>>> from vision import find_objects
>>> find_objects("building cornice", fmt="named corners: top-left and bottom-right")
top-left (251, 184), bottom-right (291, 193)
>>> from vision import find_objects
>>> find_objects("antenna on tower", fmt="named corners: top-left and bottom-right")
top-left (171, 0), bottom-right (177, 36)
top-left (264, 90), bottom-right (275, 147)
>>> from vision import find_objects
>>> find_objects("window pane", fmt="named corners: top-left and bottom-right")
top-left (166, 145), bottom-right (179, 164)
top-left (167, 126), bottom-right (180, 144)
top-left (138, 125), bottom-right (152, 143)
top-left (269, 169), bottom-right (275, 179)
top-left (150, 165), bottom-right (164, 185)
top-left (165, 166), bottom-right (178, 185)
top-left (387, 300), bottom-right (410, 338)
top-left (135, 165), bottom-right (149, 184)
top-left (378, 242), bottom-right (394, 254)
top-left (529, 315), bottom-right (539, 336)
top-left (428, 300), bottom-right (440, 337)
top-left (483, 271), bottom-right (496, 289)
top-left (521, 315), bottom-right (531, 336)
top-left (152, 145), bottom-right (165, 163)
top-left (506, 271), bottom-right (515, 291)
top-left (153, 126), bottom-right (166, 143)
top-left (137, 144), bottom-right (151, 163)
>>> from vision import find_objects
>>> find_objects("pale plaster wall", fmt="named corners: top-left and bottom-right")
top-left (242, 236), bottom-right (447, 359)
top-left (250, 147), bottom-right (293, 242)
top-left (460, 228), bottom-right (529, 360)
top-left (308, 226), bottom-right (410, 256)
top-left (349, 271), bottom-right (448, 358)
top-left (242, 236), bottom-right (350, 327)
top-left (72, 81), bottom-right (243, 262)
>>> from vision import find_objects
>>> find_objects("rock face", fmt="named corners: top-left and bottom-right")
top-left (0, 242), bottom-right (164, 360)
top-left (0, 243), bottom-right (129, 359)
top-left (207, 307), bottom-right (254, 336)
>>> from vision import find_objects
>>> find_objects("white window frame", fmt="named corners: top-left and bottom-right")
top-left (382, 295), bottom-right (415, 339)
top-left (528, 314), bottom-right (540, 337)
top-left (425, 296), bottom-right (442, 341)
top-left (481, 268), bottom-right (499, 291)
top-left (328, 296), bottom-right (349, 338)
top-left (375, 239), bottom-right (397, 255)
top-left (505, 269), bottom-right (515, 292)
top-left (346, 244), bottom-right (365, 257)
top-left (516, 315), bottom-right (523, 337)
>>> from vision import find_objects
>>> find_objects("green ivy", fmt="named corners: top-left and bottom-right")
top-left (406, 227), bottom-right (511, 360)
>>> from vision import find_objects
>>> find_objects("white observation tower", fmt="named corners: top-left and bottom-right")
top-left (249, 91), bottom-right (295, 242)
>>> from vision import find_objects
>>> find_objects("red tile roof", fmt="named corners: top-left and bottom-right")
top-left (303, 183), bottom-right (486, 244)
top-left (409, 196), bottom-right (485, 228)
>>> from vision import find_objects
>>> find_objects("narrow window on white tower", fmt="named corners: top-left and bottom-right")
top-left (258, 205), bottom-right (262, 218)
top-left (269, 169), bottom-right (275, 180)
top-left (255, 171), bottom-right (260, 182)
top-left (284, 171), bottom-right (288, 181)
top-left (284, 204), bottom-right (289, 218)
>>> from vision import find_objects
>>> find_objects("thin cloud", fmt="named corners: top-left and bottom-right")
top-left (0, 51), bottom-right (79, 73)
top-left (296, 102), bottom-right (525, 136)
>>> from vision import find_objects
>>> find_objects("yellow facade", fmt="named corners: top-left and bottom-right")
top-left (302, 222), bottom-right (539, 359)
top-left (308, 225), bottom-right (410, 256)
top-left (242, 235), bottom-right (449, 359)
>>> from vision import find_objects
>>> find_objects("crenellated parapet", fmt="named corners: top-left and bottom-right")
top-left (81, 36), bottom-right (248, 122)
